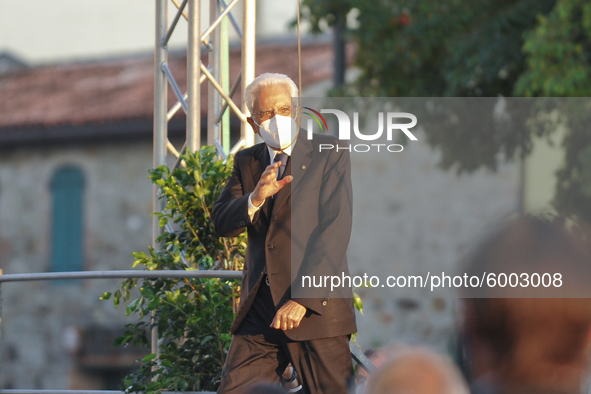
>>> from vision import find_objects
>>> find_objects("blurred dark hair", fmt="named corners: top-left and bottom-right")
top-left (239, 383), bottom-right (287, 394)
top-left (462, 215), bottom-right (591, 298)
top-left (462, 215), bottom-right (591, 390)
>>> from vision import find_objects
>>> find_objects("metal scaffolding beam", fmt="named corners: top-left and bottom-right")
top-left (152, 0), bottom-right (256, 353)
top-left (241, 0), bottom-right (256, 147)
top-left (156, 0), bottom-right (255, 164)
top-left (153, 0), bottom-right (169, 358)
top-left (186, 0), bottom-right (201, 152)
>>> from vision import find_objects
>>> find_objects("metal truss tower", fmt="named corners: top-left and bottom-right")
top-left (152, 0), bottom-right (256, 354)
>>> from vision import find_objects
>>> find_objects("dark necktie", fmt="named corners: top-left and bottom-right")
top-left (274, 153), bottom-right (288, 181)
top-left (271, 153), bottom-right (288, 205)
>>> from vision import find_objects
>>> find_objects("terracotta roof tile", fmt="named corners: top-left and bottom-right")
top-left (0, 40), bottom-right (354, 131)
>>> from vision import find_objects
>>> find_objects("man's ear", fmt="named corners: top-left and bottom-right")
top-left (247, 117), bottom-right (260, 135)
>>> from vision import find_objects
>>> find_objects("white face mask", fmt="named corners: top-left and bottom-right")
top-left (255, 114), bottom-right (298, 151)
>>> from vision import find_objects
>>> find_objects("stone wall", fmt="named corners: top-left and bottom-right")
top-left (0, 140), bottom-right (154, 389)
top-left (0, 135), bottom-right (519, 388)
top-left (348, 131), bottom-right (519, 353)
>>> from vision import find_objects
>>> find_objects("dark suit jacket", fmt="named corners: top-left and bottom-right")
top-left (212, 131), bottom-right (357, 341)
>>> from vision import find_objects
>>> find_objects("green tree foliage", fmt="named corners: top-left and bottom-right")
top-left (301, 0), bottom-right (356, 32)
top-left (515, 0), bottom-right (591, 97)
top-left (102, 146), bottom-right (246, 393)
top-left (345, 0), bottom-right (555, 97)
top-left (514, 0), bottom-right (591, 219)
top-left (303, 0), bottom-right (591, 221)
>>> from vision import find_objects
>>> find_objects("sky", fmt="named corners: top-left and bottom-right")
top-left (0, 0), bottom-right (300, 65)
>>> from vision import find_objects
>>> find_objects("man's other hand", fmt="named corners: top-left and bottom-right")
top-left (251, 161), bottom-right (293, 207)
top-left (271, 300), bottom-right (306, 330)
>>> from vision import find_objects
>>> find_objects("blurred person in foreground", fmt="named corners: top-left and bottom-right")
top-left (363, 345), bottom-right (469, 394)
top-left (240, 383), bottom-right (288, 394)
top-left (462, 215), bottom-right (591, 394)
top-left (355, 348), bottom-right (389, 393)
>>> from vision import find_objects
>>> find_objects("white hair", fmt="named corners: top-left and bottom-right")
top-left (365, 345), bottom-right (470, 394)
top-left (244, 73), bottom-right (299, 113)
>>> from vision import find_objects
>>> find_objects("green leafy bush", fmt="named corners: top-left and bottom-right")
top-left (102, 146), bottom-right (246, 393)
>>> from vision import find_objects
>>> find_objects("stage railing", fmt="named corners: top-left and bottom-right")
top-left (2, 391), bottom-right (209, 394)
top-left (0, 269), bottom-right (374, 393)
top-left (0, 269), bottom-right (241, 394)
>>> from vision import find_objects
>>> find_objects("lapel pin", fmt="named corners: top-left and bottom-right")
top-left (301, 165), bottom-right (306, 170)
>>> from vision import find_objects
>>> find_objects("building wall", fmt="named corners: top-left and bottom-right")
top-left (0, 140), bottom-right (154, 389)
top-left (348, 131), bottom-right (520, 353)
top-left (0, 133), bottom-right (520, 388)
top-left (524, 128), bottom-right (565, 213)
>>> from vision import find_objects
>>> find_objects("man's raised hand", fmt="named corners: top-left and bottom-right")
top-left (250, 160), bottom-right (292, 207)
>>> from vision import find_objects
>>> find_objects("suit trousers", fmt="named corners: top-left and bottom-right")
top-left (217, 279), bottom-right (353, 394)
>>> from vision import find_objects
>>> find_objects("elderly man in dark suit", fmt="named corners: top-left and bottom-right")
top-left (213, 73), bottom-right (357, 394)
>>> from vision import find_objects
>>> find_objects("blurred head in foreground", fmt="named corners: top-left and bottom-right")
top-left (462, 215), bottom-right (591, 394)
top-left (364, 346), bottom-right (469, 394)
top-left (356, 348), bottom-right (389, 387)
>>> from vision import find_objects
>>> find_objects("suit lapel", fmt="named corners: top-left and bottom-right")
top-left (250, 142), bottom-right (269, 184)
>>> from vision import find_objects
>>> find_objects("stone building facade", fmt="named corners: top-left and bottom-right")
top-left (0, 141), bottom-right (155, 389)
top-left (0, 40), bottom-right (520, 389)
top-left (349, 132), bottom-right (518, 352)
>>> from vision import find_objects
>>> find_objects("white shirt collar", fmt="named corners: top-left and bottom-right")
top-left (266, 141), bottom-right (294, 161)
